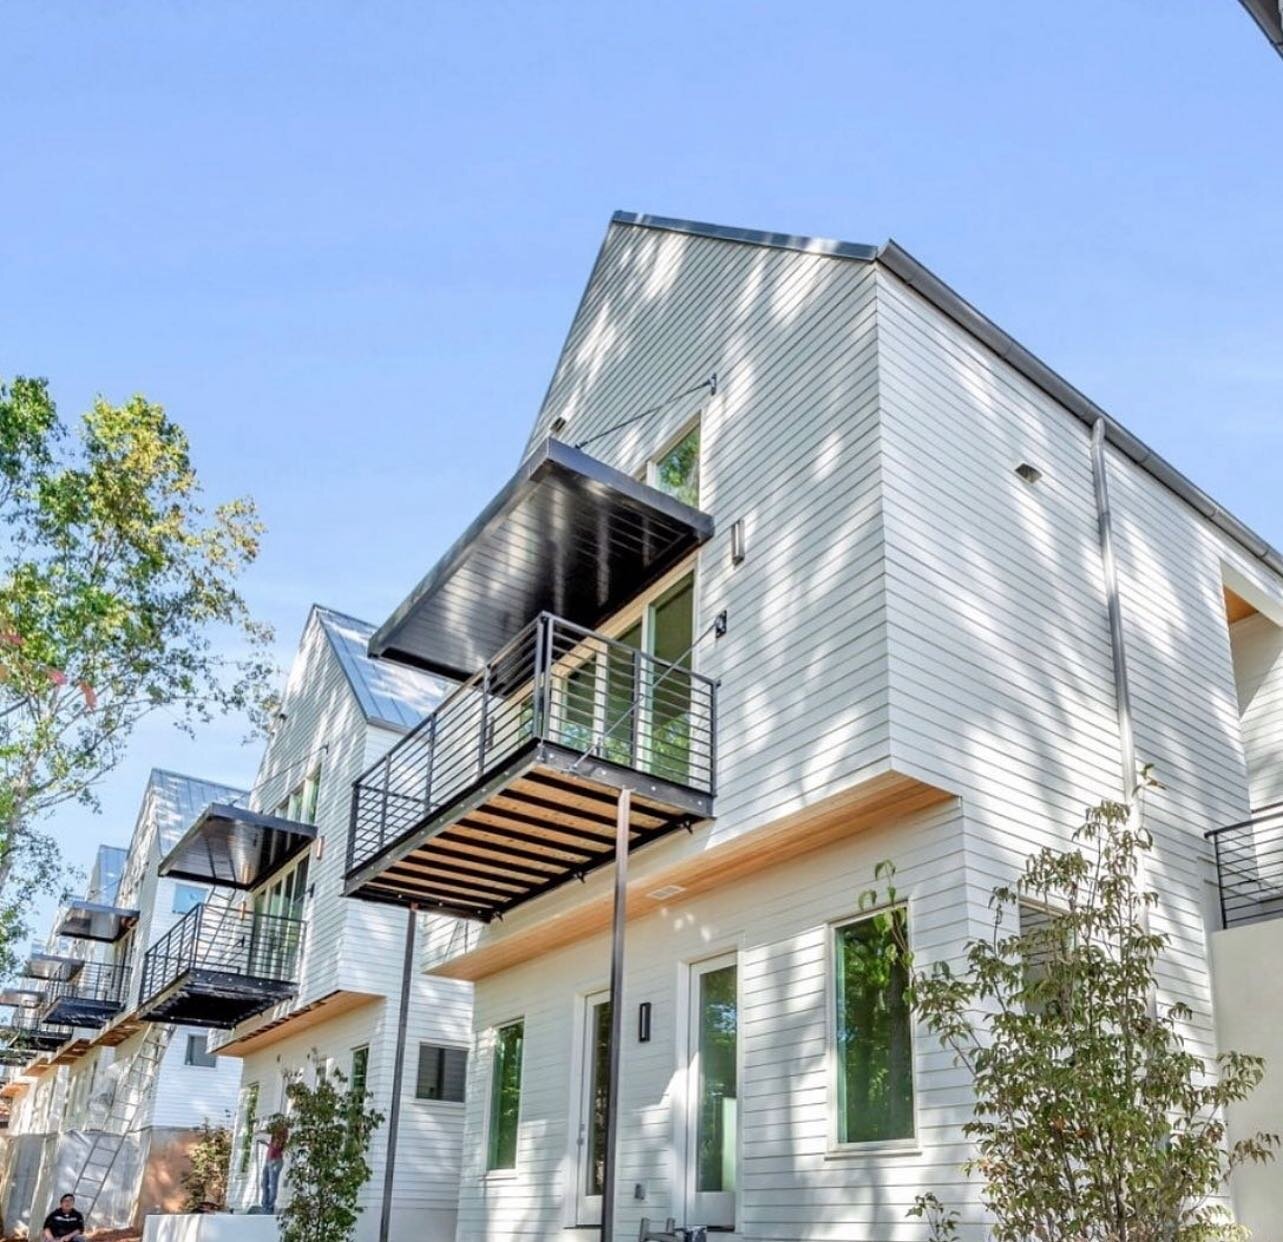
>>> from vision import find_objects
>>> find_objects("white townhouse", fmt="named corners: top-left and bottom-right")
top-left (139, 606), bottom-right (474, 1242)
top-left (0, 770), bottom-right (248, 1235)
top-left (337, 213), bottom-right (1283, 1241)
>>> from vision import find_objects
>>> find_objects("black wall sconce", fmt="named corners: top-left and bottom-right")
top-left (638, 1001), bottom-right (652, 1043)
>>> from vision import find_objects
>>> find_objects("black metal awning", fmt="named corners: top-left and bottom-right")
top-left (23, 953), bottom-right (84, 982)
top-left (158, 803), bottom-right (317, 891)
top-left (368, 438), bottom-right (714, 679)
top-left (55, 900), bottom-right (140, 944)
top-left (0, 989), bottom-right (43, 1009)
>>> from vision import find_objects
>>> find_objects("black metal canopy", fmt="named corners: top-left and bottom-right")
top-left (55, 899), bottom-right (140, 944)
top-left (23, 953), bottom-right (84, 982)
top-left (0, 989), bottom-right (43, 1009)
top-left (368, 438), bottom-right (714, 679)
top-left (158, 803), bottom-right (316, 891)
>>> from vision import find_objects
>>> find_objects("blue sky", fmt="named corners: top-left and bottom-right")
top-left (2, 2), bottom-right (1280, 933)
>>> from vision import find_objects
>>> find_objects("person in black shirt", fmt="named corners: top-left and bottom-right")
top-left (42, 1193), bottom-right (85, 1240)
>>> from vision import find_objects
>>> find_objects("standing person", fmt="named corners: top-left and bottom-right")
top-left (41, 1193), bottom-right (86, 1239)
top-left (257, 1116), bottom-right (289, 1212)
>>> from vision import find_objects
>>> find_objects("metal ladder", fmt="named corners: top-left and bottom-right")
top-left (69, 884), bottom-right (242, 1223)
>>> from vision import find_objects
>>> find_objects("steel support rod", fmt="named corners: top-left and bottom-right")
top-left (600, 787), bottom-right (631, 1242)
top-left (379, 905), bottom-right (418, 1242)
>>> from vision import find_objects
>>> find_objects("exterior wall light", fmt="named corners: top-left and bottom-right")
top-left (730, 518), bottom-right (746, 565)
top-left (638, 1001), bottom-right (652, 1043)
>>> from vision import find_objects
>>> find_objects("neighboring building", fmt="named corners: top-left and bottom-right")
top-left (339, 213), bottom-right (1283, 1240)
top-left (0, 773), bottom-right (247, 1235)
top-left (153, 606), bottom-right (472, 1242)
top-left (1237, 0), bottom-right (1283, 56)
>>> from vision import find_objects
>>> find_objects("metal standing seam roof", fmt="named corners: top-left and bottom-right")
top-left (607, 212), bottom-right (1283, 583)
top-left (144, 769), bottom-right (250, 856)
top-left (312, 606), bottom-right (454, 730)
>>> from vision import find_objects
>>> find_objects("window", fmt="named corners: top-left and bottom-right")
top-left (833, 907), bottom-right (914, 1144)
top-left (1019, 901), bottom-right (1059, 1014)
top-left (486, 1021), bottom-right (524, 1171)
top-left (172, 883), bottom-right (207, 915)
top-left (649, 423), bottom-right (700, 507)
top-left (278, 767), bottom-right (322, 826)
top-left (351, 1046), bottom-right (370, 1100)
top-left (415, 1043), bottom-right (467, 1102)
top-left (237, 1083), bottom-right (259, 1174)
top-left (185, 1034), bottom-right (218, 1068)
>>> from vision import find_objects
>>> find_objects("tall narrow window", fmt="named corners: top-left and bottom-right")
top-left (487, 1020), bottom-right (524, 1171)
top-left (834, 907), bottom-right (914, 1144)
top-left (651, 424), bottom-right (701, 507)
top-left (585, 999), bottom-right (611, 1197)
top-left (350, 1046), bottom-right (370, 1100)
top-left (695, 964), bottom-right (737, 1193)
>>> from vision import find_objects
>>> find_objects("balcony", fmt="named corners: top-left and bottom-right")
top-left (1, 1005), bottom-right (75, 1054)
top-left (138, 901), bottom-right (305, 1028)
top-left (1208, 802), bottom-right (1283, 928)
top-left (345, 612), bottom-right (716, 918)
top-left (38, 961), bottom-right (127, 1029)
top-left (54, 899), bottom-right (139, 944)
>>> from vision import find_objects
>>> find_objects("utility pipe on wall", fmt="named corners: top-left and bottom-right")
top-left (599, 787), bottom-right (632, 1242)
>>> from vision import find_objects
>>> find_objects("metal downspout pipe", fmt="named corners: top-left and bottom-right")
top-left (379, 905), bottom-right (418, 1242)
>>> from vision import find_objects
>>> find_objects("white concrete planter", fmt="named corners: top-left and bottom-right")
top-left (142, 1212), bottom-right (279, 1241)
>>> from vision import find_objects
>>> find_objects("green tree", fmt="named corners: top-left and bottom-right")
top-left (181, 1118), bottom-right (233, 1211)
top-left (277, 1062), bottom-right (384, 1242)
top-left (0, 376), bottom-right (274, 969)
top-left (874, 778), bottom-right (1278, 1241)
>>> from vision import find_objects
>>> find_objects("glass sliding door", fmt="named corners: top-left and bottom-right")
top-left (687, 955), bottom-right (737, 1229)
top-left (648, 578), bottom-right (694, 784)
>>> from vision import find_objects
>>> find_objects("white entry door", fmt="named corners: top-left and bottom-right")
top-left (686, 955), bottom-right (738, 1230)
top-left (575, 991), bottom-right (612, 1226)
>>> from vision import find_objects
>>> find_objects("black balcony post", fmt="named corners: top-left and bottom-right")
top-left (424, 715), bottom-right (437, 810)
top-left (1212, 830), bottom-right (1228, 931)
top-left (346, 787), bottom-right (359, 875)
top-left (477, 666), bottom-right (492, 780)
top-left (600, 787), bottom-right (631, 1242)
top-left (380, 760), bottom-right (392, 855)
top-left (531, 615), bottom-right (549, 741)
top-left (629, 648), bottom-right (642, 769)
top-left (708, 679), bottom-right (719, 798)
top-left (378, 905), bottom-right (418, 1242)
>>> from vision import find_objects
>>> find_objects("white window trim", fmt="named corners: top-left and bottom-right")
top-left (481, 1016), bottom-right (526, 1181)
top-left (645, 416), bottom-right (702, 501)
top-left (824, 900), bottom-right (922, 1159)
top-left (411, 1040), bottom-right (469, 1107)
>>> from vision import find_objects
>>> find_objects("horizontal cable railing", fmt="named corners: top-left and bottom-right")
top-left (348, 611), bottom-right (718, 877)
top-left (139, 902), bottom-right (306, 1004)
top-left (40, 961), bottom-right (128, 1016)
top-left (1208, 802), bottom-right (1283, 929)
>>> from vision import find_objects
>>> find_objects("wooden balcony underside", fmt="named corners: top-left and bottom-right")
top-left (345, 742), bottom-right (711, 919)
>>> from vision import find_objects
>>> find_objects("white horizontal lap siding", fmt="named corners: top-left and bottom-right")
top-left (1103, 448), bottom-right (1283, 1050)
top-left (1230, 612), bottom-right (1283, 807)
top-left (874, 266), bottom-right (1283, 1067)
top-left (528, 224), bottom-right (892, 849)
top-left (147, 1027), bottom-right (241, 1131)
top-left (455, 802), bottom-right (981, 1242)
top-left (248, 614), bottom-right (371, 1016)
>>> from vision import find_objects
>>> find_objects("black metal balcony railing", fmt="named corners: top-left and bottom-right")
top-left (2, 1005), bottom-right (75, 1052)
top-left (39, 962), bottom-right (127, 1028)
top-left (347, 612), bottom-right (717, 880)
top-left (139, 902), bottom-right (306, 1006)
top-left (1208, 802), bottom-right (1283, 929)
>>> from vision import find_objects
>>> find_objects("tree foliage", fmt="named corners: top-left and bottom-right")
top-left (0, 375), bottom-right (274, 969)
top-left (181, 1119), bottom-right (232, 1212)
top-left (276, 1061), bottom-right (384, 1242)
top-left (875, 780), bottom-right (1278, 1241)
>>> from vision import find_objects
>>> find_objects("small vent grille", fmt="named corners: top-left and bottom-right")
top-left (647, 884), bottom-right (687, 902)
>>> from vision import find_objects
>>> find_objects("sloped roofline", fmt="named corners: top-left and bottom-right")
top-left (610, 211), bottom-right (1283, 580)
top-left (1238, 0), bottom-right (1283, 56)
